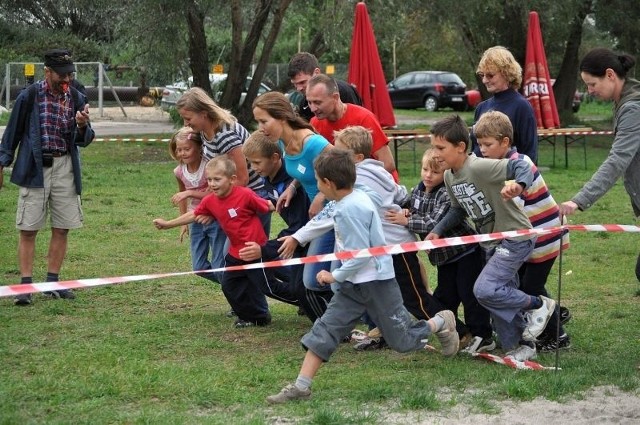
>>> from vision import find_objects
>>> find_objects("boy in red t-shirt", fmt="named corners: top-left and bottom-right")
top-left (154, 155), bottom-right (275, 328)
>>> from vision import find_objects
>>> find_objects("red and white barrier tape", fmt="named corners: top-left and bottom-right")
top-left (386, 134), bottom-right (431, 141)
top-left (94, 138), bottom-right (171, 142)
top-left (1, 224), bottom-right (638, 298)
top-left (538, 131), bottom-right (614, 136)
top-left (474, 352), bottom-right (560, 370)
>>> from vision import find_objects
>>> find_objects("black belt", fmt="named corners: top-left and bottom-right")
top-left (43, 151), bottom-right (67, 157)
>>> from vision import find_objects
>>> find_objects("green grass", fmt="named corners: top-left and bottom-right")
top-left (1, 121), bottom-right (639, 423)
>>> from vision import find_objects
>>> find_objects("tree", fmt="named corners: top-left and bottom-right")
top-left (593, 0), bottom-right (640, 59)
top-left (221, 0), bottom-right (293, 125)
top-left (552, 1), bottom-right (594, 120)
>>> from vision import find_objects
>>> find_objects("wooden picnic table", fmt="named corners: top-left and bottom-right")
top-left (384, 129), bottom-right (430, 174)
top-left (537, 127), bottom-right (613, 168)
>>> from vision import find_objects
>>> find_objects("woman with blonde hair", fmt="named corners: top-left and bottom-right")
top-left (176, 87), bottom-right (268, 287)
top-left (471, 46), bottom-right (539, 163)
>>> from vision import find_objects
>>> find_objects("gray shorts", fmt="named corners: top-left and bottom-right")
top-left (16, 155), bottom-right (83, 231)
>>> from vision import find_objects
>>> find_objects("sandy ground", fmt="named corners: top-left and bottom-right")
top-left (380, 386), bottom-right (640, 424)
top-left (92, 105), bottom-right (172, 122)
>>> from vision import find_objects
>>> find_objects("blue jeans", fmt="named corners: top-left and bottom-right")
top-left (190, 221), bottom-right (226, 284)
top-left (302, 230), bottom-right (335, 291)
top-left (474, 238), bottom-right (535, 350)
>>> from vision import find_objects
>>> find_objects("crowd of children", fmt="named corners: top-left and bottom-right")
top-left (150, 82), bottom-right (574, 404)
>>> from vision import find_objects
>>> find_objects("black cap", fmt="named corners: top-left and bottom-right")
top-left (44, 48), bottom-right (76, 74)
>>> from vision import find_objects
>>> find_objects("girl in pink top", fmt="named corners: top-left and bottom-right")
top-left (168, 127), bottom-right (216, 283)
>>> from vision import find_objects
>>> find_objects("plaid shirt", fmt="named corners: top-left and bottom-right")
top-left (406, 182), bottom-right (478, 266)
top-left (39, 80), bottom-right (74, 153)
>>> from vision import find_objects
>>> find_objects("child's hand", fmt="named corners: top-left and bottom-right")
top-left (316, 270), bottom-right (335, 286)
top-left (171, 191), bottom-right (189, 206)
top-left (276, 189), bottom-right (294, 212)
top-left (194, 214), bottom-right (214, 225)
top-left (385, 209), bottom-right (408, 225)
top-left (180, 225), bottom-right (189, 243)
top-left (501, 181), bottom-right (523, 200)
top-left (425, 232), bottom-right (440, 241)
top-left (238, 242), bottom-right (261, 262)
top-left (153, 219), bottom-right (168, 229)
top-left (277, 236), bottom-right (299, 259)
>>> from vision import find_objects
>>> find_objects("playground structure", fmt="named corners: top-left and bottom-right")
top-left (1, 62), bottom-right (164, 118)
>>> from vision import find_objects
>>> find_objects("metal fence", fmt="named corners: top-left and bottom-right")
top-left (1, 61), bottom-right (350, 117)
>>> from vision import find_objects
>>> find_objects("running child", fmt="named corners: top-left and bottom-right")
top-left (387, 148), bottom-right (493, 354)
top-left (427, 115), bottom-right (555, 362)
top-left (474, 110), bottom-right (571, 351)
top-left (154, 155), bottom-right (275, 328)
top-left (266, 149), bottom-right (458, 404)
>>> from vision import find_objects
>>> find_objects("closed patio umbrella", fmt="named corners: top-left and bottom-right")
top-left (523, 10), bottom-right (560, 129)
top-left (348, 2), bottom-right (396, 128)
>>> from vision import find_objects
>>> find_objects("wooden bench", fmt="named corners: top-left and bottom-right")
top-left (537, 127), bottom-right (593, 168)
top-left (384, 129), bottom-right (430, 174)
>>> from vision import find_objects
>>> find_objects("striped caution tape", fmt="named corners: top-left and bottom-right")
top-left (1, 224), bottom-right (638, 298)
top-left (474, 352), bottom-right (560, 370)
top-left (94, 137), bottom-right (171, 142)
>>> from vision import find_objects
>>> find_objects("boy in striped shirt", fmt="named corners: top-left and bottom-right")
top-left (474, 111), bottom-right (571, 351)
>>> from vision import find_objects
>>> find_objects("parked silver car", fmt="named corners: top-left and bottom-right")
top-left (161, 73), bottom-right (271, 110)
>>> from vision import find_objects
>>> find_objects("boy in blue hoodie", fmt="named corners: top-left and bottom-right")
top-left (266, 149), bottom-right (459, 404)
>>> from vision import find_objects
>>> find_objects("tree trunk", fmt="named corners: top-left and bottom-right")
top-left (220, 0), bottom-right (272, 112)
top-left (185, 1), bottom-right (211, 97)
top-left (237, 0), bottom-right (293, 125)
top-left (553, 0), bottom-right (594, 121)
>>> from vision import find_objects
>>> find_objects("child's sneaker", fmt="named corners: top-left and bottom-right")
top-left (434, 310), bottom-right (459, 357)
top-left (266, 384), bottom-right (311, 404)
top-left (14, 293), bottom-right (32, 306)
top-left (354, 337), bottom-right (387, 351)
top-left (43, 289), bottom-right (76, 299)
top-left (505, 343), bottom-right (537, 362)
top-left (536, 333), bottom-right (571, 352)
top-left (461, 336), bottom-right (496, 354)
top-left (559, 306), bottom-right (572, 325)
top-left (522, 296), bottom-right (556, 341)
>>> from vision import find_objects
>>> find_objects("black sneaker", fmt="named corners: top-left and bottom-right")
top-left (226, 309), bottom-right (237, 318)
top-left (234, 319), bottom-right (256, 328)
top-left (354, 337), bottom-right (387, 351)
top-left (14, 293), bottom-right (32, 306)
top-left (536, 333), bottom-right (571, 352)
top-left (43, 289), bottom-right (76, 299)
top-left (234, 316), bottom-right (272, 328)
top-left (559, 306), bottom-right (572, 325)
top-left (461, 336), bottom-right (496, 354)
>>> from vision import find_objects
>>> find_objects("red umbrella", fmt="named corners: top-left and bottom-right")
top-left (348, 2), bottom-right (396, 128)
top-left (523, 11), bottom-right (560, 129)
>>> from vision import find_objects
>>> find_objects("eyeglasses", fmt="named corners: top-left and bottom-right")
top-left (477, 72), bottom-right (497, 80)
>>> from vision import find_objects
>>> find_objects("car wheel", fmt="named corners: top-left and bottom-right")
top-left (424, 96), bottom-right (438, 112)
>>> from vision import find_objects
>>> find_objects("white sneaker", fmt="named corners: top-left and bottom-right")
top-left (522, 296), bottom-right (556, 341)
top-left (462, 336), bottom-right (496, 354)
top-left (505, 344), bottom-right (537, 362)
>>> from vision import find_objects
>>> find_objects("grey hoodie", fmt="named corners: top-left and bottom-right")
top-left (291, 159), bottom-right (417, 246)
top-left (572, 78), bottom-right (640, 216)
